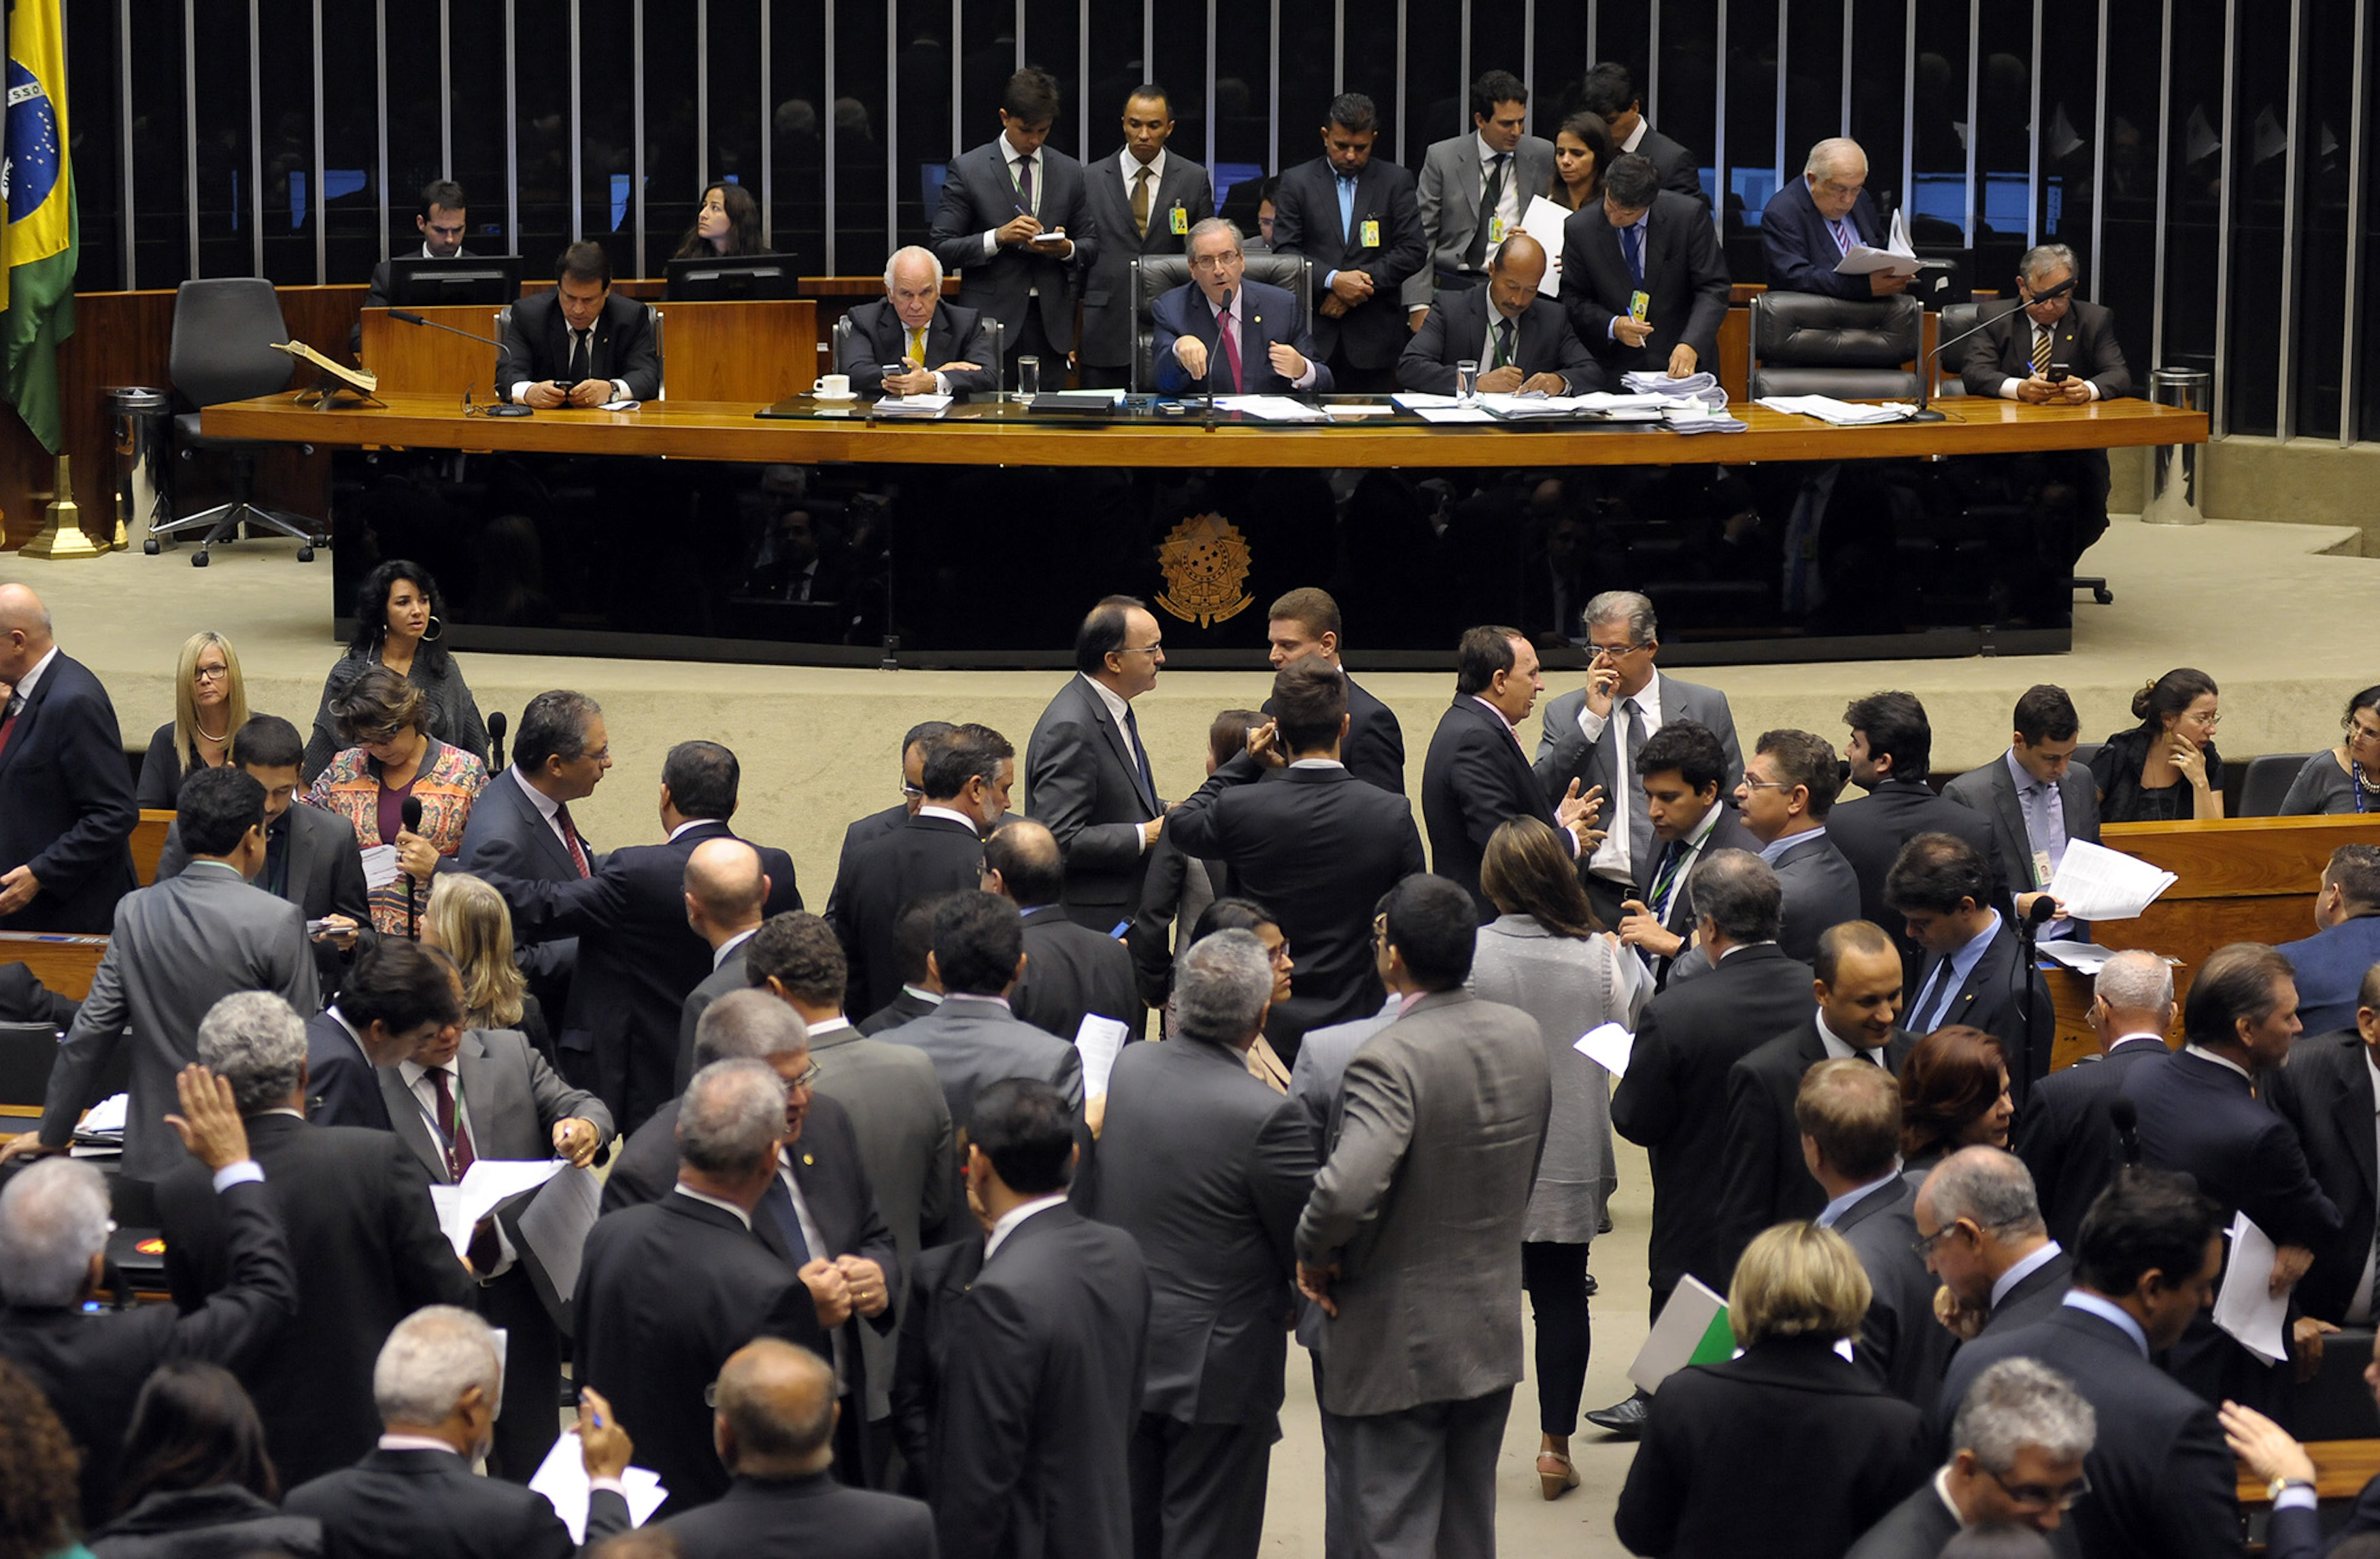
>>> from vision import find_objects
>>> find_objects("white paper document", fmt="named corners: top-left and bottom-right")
top-left (73, 1093), bottom-right (129, 1138)
top-left (1411, 405), bottom-right (1497, 424)
top-left (514, 1164), bottom-right (601, 1301)
top-left (1629, 1275), bottom-right (1736, 1394)
top-left (1757, 394), bottom-right (1917, 426)
top-left (1834, 207), bottom-right (1922, 277)
top-left (2212, 1211), bottom-right (2291, 1365)
top-left (1520, 195), bottom-right (1574, 296)
top-left (1212, 395), bottom-right (1329, 423)
top-left (1574, 1022), bottom-right (1635, 1078)
top-left (529, 1433), bottom-right (670, 1541)
top-left (2045, 840), bottom-right (2179, 923)
top-left (872, 392), bottom-right (953, 415)
top-left (359, 843), bottom-right (401, 890)
top-left (427, 1159), bottom-right (571, 1261)
top-left (1074, 1015), bottom-right (1132, 1097)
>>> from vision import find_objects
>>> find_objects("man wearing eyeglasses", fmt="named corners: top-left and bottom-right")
top-left (1912, 1147), bottom-right (2072, 1348)
top-left (1026, 596), bottom-right (1170, 931)
top-left (1534, 590), bottom-right (1741, 929)
top-left (1151, 217), bottom-right (1331, 396)
top-left (354, 178), bottom-right (476, 350)
top-left (1846, 1357), bottom-right (2094, 1559)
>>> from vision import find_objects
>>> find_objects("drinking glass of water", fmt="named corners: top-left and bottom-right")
top-left (1016, 356), bottom-right (1041, 402)
top-left (1457, 359), bottom-right (1480, 400)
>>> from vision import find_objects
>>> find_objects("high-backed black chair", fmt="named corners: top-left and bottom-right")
top-left (828, 312), bottom-right (1004, 390)
top-left (152, 278), bottom-right (324, 566)
top-left (1132, 253), bottom-right (1314, 394)
top-left (0, 1023), bottom-right (58, 1110)
top-left (1746, 292), bottom-right (1922, 400)
top-left (2237, 753), bottom-right (2315, 817)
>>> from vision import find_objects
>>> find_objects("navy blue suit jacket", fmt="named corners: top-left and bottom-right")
top-left (1149, 279), bottom-right (1332, 396)
top-left (457, 768), bottom-right (590, 1028)
top-left (1759, 175), bottom-right (1888, 298)
top-left (2276, 915), bottom-right (2380, 1039)
top-left (304, 1008), bottom-right (394, 1129)
top-left (2011, 1035), bottom-right (2171, 1248)
top-left (0, 651), bottom-right (138, 933)
top-left (1268, 155), bottom-right (1428, 370)
top-left (2122, 1046), bottom-right (2341, 1250)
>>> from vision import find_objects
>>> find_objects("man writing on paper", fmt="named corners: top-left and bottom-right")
top-left (1151, 218), bottom-right (1331, 396)
top-left (1558, 153), bottom-right (1730, 381)
top-left (1761, 138), bottom-right (1910, 298)
top-left (1396, 232), bottom-right (1603, 396)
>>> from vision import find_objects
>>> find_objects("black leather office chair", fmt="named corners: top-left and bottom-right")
top-left (0, 1023), bottom-right (58, 1110)
top-left (1132, 253), bottom-right (1314, 394)
top-left (829, 312), bottom-right (1004, 388)
top-left (2237, 753), bottom-right (2314, 817)
top-left (1746, 292), bottom-right (1922, 400)
top-left (152, 278), bottom-right (324, 566)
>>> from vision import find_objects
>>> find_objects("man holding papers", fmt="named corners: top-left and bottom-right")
top-left (1397, 232), bottom-right (1603, 396)
top-left (1152, 217), bottom-right (1331, 396)
top-left (1761, 137), bottom-right (1910, 298)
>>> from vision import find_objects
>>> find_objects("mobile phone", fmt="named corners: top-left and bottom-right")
top-left (2045, 366), bottom-right (2071, 384)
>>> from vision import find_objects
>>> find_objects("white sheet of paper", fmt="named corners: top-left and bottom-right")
top-left (2046, 839), bottom-right (2180, 923)
top-left (2036, 940), bottom-right (2119, 974)
top-left (1212, 394), bottom-right (1330, 423)
top-left (75, 1093), bottom-right (129, 1136)
top-left (1629, 1274), bottom-right (1733, 1394)
top-left (1074, 1015), bottom-right (1131, 1097)
top-left (1520, 194), bottom-right (1574, 296)
top-left (528, 1432), bottom-right (670, 1542)
top-left (427, 1159), bottom-right (571, 1260)
top-left (2212, 1211), bottom-right (2292, 1365)
top-left (359, 843), bottom-right (401, 889)
top-left (1574, 1022), bottom-right (1635, 1078)
top-left (514, 1164), bottom-right (602, 1301)
top-left (1412, 405), bottom-right (1497, 424)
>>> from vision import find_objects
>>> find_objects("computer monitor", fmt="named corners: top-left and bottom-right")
top-left (385, 255), bottom-right (523, 307)
top-left (665, 255), bottom-right (797, 301)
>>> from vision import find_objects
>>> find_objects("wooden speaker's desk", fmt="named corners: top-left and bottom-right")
top-left (357, 298), bottom-right (819, 405)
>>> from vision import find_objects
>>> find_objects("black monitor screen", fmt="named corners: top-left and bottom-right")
top-left (665, 255), bottom-right (796, 301)
top-left (386, 255), bottom-right (523, 307)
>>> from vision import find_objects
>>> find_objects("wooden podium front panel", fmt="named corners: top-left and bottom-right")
top-left (654, 299), bottom-right (819, 405)
top-left (358, 305), bottom-right (510, 400)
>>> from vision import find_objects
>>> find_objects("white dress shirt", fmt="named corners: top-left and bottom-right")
top-left (983, 1192), bottom-right (1068, 1263)
top-left (508, 765), bottom-right (577, 861)
top-left (1081, 674), bottom-right (1154, 855)
top-left (1472, 131), bottom-right (1524, 249)
top-left (5, 643), bottom-right (59, 708)
top-left (510, 325), bottom-right (631, 406)
top-left (1119, 146), bottom-right (1170, 203)
top-left (1816, 1011), bottom-right (1886, 1065)
top-left (981, 135), bottom-right (1053, 293)
top-left (1579, 673), bottom-right (1666, 883)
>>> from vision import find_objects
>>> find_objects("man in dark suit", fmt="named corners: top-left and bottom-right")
top-left (1078, 84), bottom-right (1213, 389)
top-left (1801, 1059), bottom-right (1956, 1416)
top-left (927, 67), bottom-right (1096, 389)
top-left (1847, 1356), bottom-right (2098, 1559)
top-left (824, 722), bottom-right (951, 925)
top-left (1396, 232), bottom-right (1603, 394)
top-left (1150, 215), bottom-right (1332, 396)
top-left (838, 247), bottom-right (1000, 400)
top-left (457, 689), bottom-right (613, 1029)
top-left (1421, 624), bottom-right (1596, 921)
top-left (1945, 685), bottom-right (2102, 945)
top-left (0, 1065), bottom-right (296, 1526)
top-left (284, 1305), bottom-right (634, 1559)
top-left (485, 739), bottom-right (800, 1133)
top-left (0, 961), bottom-right (77, 1029)
top-left (1262, 587), bottom-right (1405, 795)
top-left (887, 892), bottom-right (1084, 1245)
top-left (1559, 153), bottom-right (1729, 379)
top-left (1716, 919), bottom-right (1914, 1275)
top-left (1165, 660), bottom-right (1426, 1055)
top-left (1830, 691), bottom-right (2001, 967)
top-left (2269, 970), bottom-right (2380, 1326)
top-left (985, 819), bottom-right (1140, 1048)
top-left (1580, 61), bottom-right (1707, 206)
top-left (2275, 844), bottom-right (2380, 1038)
top-left (1889, 832), bottom-right (2056, 1101)
top-left (305, 937), bottom-right (461, 1129)
top-left (2122, 942), bottom-right (2341, 1412)
top-left (1026, 596), bottom-right (1166, 932)
top-left (1533, 589), bottom-right (1743, 928)
top-left (832, 724), bottom-right (1008, 1019)
top-left (857, 897), bottom-right (945, 1035)
top-left (1403, 70), bottom-right (1559, 311)
top-left (676, 836), bottom-right (770, 1093)
top-left (158, 989), bottom-right (475, 1489)
top-left (1599, 851), bottom-right (1812, 1435)
top-left (352, 177), bottom-right (475, 351)
top-left (0, 584), bottom-right (137, 934)
top-left (1915, 1148), bottom-right (2073, 1348)
top-left (8, 768), bottom-right (318, 1180)
top-left (1612, 722), bottom-right (1763, 986)
top-left (156, 715), bottom-right (369, 994)
top-left (576, 1057), bottom-right (830, 1515)
top-left (1270, 91), bottom-right (1428, 393)
top-left (931, 1078), bottom-right (1151, 1559)
top-left (498, 241), bottom-right (660, 405)
top-left (1760, 137), bottom-right (1910, 298)
top-left (659, 1339), bottom-right (937, 1559)
top-left (1078, 930), bottom-right (1315, 1559)
top-left (1725, 727), bottom-right (1862, 967)
top-left (2013, 950), bottom-right (2175, 1248)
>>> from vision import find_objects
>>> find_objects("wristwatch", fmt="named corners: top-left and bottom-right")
top-left (2268, 1475), bottom-right (2316, 1501)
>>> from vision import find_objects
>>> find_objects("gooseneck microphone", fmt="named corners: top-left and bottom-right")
top-left (387, 309), bottom-right (530, 416)
top-left (401, 795), bottom-right (424, 941)
top-left (1909, 274), bottom-right (2078, 423)
top-left (1204, 286), bottom-right (1235, 431)
top-left (487, 710), bottom-right (509, 772)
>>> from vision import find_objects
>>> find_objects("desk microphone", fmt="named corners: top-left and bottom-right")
top-left (1909, 275), bottom-right (2077, 424)
top-left (487, 710), bottom-right (508, 772)
top-left (1203, 286), bottom-right (1234, 431)
top-left (387, 309), bottom-right (532, 416)
top-left (401, 796), bottom-right (424, 940)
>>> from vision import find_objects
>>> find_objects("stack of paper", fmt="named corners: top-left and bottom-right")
top-left (1627, 1276), bottom-right (1737, 1393)
top-left (1212, 395), bottom-right (1330, 423)
top-left (71, 1093), bottom-right (128, 1152)
top-left (530, 1434), bottom-right (670, 1540)
top-left (1663, 403), bottom-right (1746, 434)
top-left (1410, 405), bottom-right (1497, 424)
top-left (1757, 394), bottom-right (1916, 426)
top-left (1074, 1015), bottom-right (1131, 1097)
top-left (2211, 1212), bottom-right (2291, 1364)
top-left (1833, 207), bottom-right (1922, 278)
top-left (2045, 840), bottom-right (2179, 923)
top-left (1480, 393), bottom-right (1591, 419)
top-left (872, 392), bottom-right (952, 417)
top-left (427, 1159), bottom-right (571, 1261)
top-left (1622, 370), bottom-right (1730, 409)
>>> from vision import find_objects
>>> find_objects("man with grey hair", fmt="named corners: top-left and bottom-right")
top-left (0, 581), bottom-right (139, 933)
top-left (1151, 215), bottom-right (1331, 395)
top-left (285, 1304), bottom-right (636, 1558)
top-left (2016, 948), bottom-right (2177, 1247)
top-left (0, 1063), bottom-right (294, 1524)
top-left (157, 989), bottom-right (475, 1490)
top-left (658, 1338), bottom-right (936, 1556)
top-left (1535, 589), bottom-right (1741, 927)
top-left (1760, 136), bottom-right (1909, 298)
top-left (1077, 929), bottom-right (1316, 1559)
top-left (1916, 1146), bottom-right (2072, 1343)
top-left (1847, 1356), bottom-right (2096, 1558)
top-left (838, 244), bottom-right (997, 399)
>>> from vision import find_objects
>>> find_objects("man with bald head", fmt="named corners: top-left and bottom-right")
top-left (660, 1339), bottom-right (935, 1557)
top-left (0, 583), bottom-right (137, 932)
top-left (985, 818), bottom-right (1141, 1048)
top-left (678, 836), bottom-right (772, 1088)
top-left (1397, 232), bottom-right (1602, 396)
top-left (1761, 137), bottom-right (1911, 298)
top-left (2015, 949), bottom-right (2176, 1247)
top-left (836, 245), bottom-right (998, 400)
top-left (1916, 1146), bottom-right (2071, 1343)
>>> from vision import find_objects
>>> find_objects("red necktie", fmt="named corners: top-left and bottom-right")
top-left (0, 694), bottom-right (21, 765)
top-left (1218, 307), bottom-right (1243, 392)
top-left (556, 804), bottom-right (591, 878)
top-left (432, 1067), bottom-right (477, 1179)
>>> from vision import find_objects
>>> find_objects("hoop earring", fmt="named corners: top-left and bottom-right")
top-left (421, 615), bottom-right (445, 643)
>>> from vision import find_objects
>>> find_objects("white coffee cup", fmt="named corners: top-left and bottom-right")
top-left (813, 373), bottom-right (852, 397)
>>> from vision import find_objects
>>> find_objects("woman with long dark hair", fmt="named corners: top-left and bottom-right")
top-left (673, 180), bottom-right (764, 259)
top-left (90, 1362), bottom-right (322, 1558)
top-left (1187, 896), bottom-right (1295, 1091)
top-left (302, 560), bottom-right (488, 783)
top-left (2088, 667), bottom-right (2222, 822)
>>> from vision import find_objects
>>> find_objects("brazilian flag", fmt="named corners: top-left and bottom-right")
top-left (1, 0), bottom-right (76, 453)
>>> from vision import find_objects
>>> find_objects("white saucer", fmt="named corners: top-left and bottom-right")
top-left (813, 390), bottom-right (857, 402)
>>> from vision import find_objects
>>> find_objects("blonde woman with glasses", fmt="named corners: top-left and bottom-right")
top-left (137, 631), bottom-right (249, 808)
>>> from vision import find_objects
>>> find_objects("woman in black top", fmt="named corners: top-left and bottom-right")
top-left (303, 560), bottom-right (488, 783)
top-left (90, 1361), bottom-right (323, 1559)
top-left (136, 631), bottom-right (249, 808)
top-left (2089, 667), bottom-right (2224, 822)
top-left (673, 180), bottom-right (763, 259)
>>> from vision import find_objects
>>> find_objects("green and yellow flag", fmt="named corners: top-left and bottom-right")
top-left (1, 0), bottom-right (77, 452)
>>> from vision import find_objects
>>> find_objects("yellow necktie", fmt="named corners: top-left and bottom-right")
top-left (908, 326), bottom-right (926, 364)
top-left (1132, 166), bottom-right (1153, 239)
top-left (2031, 326), bottom-right (2051, 377)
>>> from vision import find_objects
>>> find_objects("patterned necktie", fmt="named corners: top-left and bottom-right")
top-left (1132, 165), bottom-right (1153, 238)
top-left (431, 1067), bottom-right (475, 1180)
top-left (555, 803), bottom-right (591, 878)
top-left (1493, 316), bottom-right (1516, 371)
top-left (1830, 218), bottom-right (1853, 254)
top-left (2032, 326), bottom-right (2052, 378)
top-left (1620, 222), bottom-right (1644, 287)
top-left (1464, 152), bottom-right (1510, 269)
top-left (1648, 838), bottom-right (1688, 918)
top-left (1217, 305), bottom-right (1243, 392)
top-left (907, 324), bottom-right (927, 363)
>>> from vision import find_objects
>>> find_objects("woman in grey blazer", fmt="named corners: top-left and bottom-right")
top-left (1469, 817), bottom-right (1650, 1501)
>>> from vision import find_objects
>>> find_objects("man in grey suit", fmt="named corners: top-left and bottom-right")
top-left (1944, 684), bottom-right (2101, 944)
top-left (1535, 591), bottom-right (1742, 927)
top-left (1729, 727), bottom-right (1863, 967)
top-left (1297, 875), bottom-right (1551, 1559)
top-left (676, 838), bottom-right (769, 1094)
top-left (1026, 596), bottom-right (1166, 931)
top-left (1081, 930), bottom-right (1316, 1559)
top-left (379, 997), bottom-right (613, 1479)
top-left (154, 715), bottom-right (369, 993)
top-left (9, 768), bottom-right (318, 1180)
top-left (1077, 83), bottom-right (1213, 389)
top-left (886, 891), bottom-right (1084, 1246)
top-left (1402, 70), bottom-right (1559, 314)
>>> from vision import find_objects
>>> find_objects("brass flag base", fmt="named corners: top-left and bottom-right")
top-left (19, 455), bottom-right (107, 560)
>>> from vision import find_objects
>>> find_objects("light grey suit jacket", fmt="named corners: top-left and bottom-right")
top-left (1295, 987), bottom-right (1551, 1416)
top-left (378, 1026), bottom-right (615, 1184)
top-left (39, 863), bottom-right (320, 1178)
top-left (1532, 673), bottom-right (1745, 879)
top-left (1286, 997), bottom-right (1395, 1352)
top-left (156, 803), bottom-right (371, 991)
top-left (1943, 752), bottom-right (2101, 921)
top-left (1404, 132), bottom-right (1560, 308)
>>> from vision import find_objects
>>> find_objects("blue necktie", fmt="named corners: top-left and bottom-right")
top-left (1620, 222), bottom-right (1644, 287)
top-left (1337, 175), bottom-right (1358, 243)
top-left (758, 1172), bottom-right (812, 1264)
top-left (1913, 959), bottom-right (1955, 1033)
